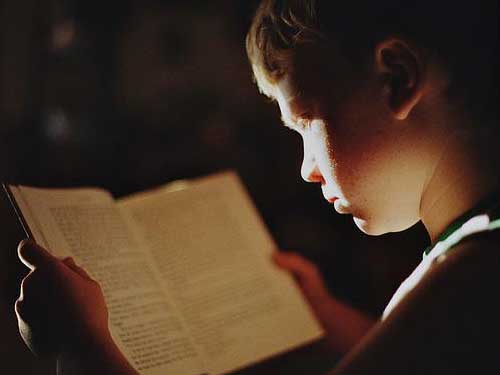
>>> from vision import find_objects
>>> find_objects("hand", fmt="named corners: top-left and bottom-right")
top-left (15, 239), bottom-right (110, 358)
top-left (273, 251), bottom-right (336, 327)
top-left (273, 251), bottom-right (375, 355)
top-left (273, 251), bottom-right (331, 307)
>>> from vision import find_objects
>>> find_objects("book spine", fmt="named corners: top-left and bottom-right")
top-left (2, 183), bottom-right (34, 239)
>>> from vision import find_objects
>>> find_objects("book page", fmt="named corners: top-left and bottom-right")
top-left (119, 171), bottom-right (324, 375)
top-left (10, 186), bottom-right (206, 375)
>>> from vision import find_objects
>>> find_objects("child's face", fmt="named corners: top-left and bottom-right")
top-left (273, 61), bottom-right (432, 235)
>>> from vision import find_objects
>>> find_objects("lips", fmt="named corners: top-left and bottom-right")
top-left (321, 185), bottom-right (336, 202)
top-left (323, 194), bottom-right (350, 214)
top-left (333, 199), bottom-right (351, 214)
top-left (321, 186), bottom-right (344, 210)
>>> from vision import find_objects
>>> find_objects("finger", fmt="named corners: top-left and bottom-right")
top-left (273, 252), bottom-right (326, 294)
top-left (14, 298), bottom-right (39, 330)
top-left (14, 298), bottom-right (25, 321)
top-left (17, 270), bottom-right (49, 312)
top-left (18, 239), bottom-right (57, 271)
top-left (16, 271), bottom-right (52, 333)
top-left (61, 257), bottom-right (93, 280)
top-left (15, 296), bottom-right (58, 357)
top-left (273, 252), bottom-right (317, 277)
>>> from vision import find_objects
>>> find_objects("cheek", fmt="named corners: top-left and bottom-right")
top-left (330, 118), bottom-right (424, 230)
top-left (320, 92), bottom-right (425, 232)
top-left (320, 89), bottom-right (399, 192)
top-left (333, 124), bottom-right (398, 196)
top-left (321, 97), bottom-right (375, 162)
top-left (323, 118), bottom-right (381, 192)
top-left (324, 111), bottom-right (398, 213)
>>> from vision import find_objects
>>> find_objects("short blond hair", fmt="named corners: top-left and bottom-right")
top-left (245, 0), bottom-right (325, 98)
top-left (246, 0), bottom-right (498, 114)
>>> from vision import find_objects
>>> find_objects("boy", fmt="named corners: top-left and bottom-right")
top-left (15, 0), bottom-right (499, 373)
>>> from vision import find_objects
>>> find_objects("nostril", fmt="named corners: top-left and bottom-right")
top-left (301, 162), bottom-right (323, 184)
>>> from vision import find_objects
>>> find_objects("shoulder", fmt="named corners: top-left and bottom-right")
top-left (416, 227), bottom-right (500, 323)
top-left (429, 225), bottom-right (500, 288)
top-left (331, 228), bottom-right (500, 374)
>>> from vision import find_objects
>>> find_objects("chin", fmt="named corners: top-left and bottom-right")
top-left (353, 215), bottom-right (417, 235)
top-left (353, 216), bottom-right (389, 236)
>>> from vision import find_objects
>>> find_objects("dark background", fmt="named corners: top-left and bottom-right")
top-left (0, 1), bottom-right (427, 373)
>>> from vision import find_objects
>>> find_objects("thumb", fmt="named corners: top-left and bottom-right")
top-left (273, 251), bottom-right (318, 279)
top-left (18, 239), bottom-right (57, 271)
top-left (273, 251), bottom-right (328, 298)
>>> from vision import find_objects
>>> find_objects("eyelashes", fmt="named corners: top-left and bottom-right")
top-left (296, 117), bottom-right (312, 130)
top-left (281, 112), bottom-right (314, 132)
top-left (297, 108), bottom-right (316, 129)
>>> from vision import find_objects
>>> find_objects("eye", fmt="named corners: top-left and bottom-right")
top-left (297, 118), bottom-right (312, 130)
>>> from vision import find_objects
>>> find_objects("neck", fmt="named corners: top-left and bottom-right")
top-left (420, 128), bottom-right (499, 244)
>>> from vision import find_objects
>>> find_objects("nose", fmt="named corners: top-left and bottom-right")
top-left (301, 150), bottom-right (324, 184)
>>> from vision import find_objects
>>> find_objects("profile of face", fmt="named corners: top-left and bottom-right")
top-left (273, 40), bottom-right (440, 235)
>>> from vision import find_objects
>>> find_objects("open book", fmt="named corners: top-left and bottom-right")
top-left (4, 171), bottom-right (323, 375)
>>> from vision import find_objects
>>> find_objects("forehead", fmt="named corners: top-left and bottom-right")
top-left (275, 78), bottom-right (294, 116)
top-left (274, 76), bottom-right (307, 122)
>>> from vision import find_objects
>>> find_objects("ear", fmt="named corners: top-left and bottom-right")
top-left (375, 38), bottom-right (424, 120)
